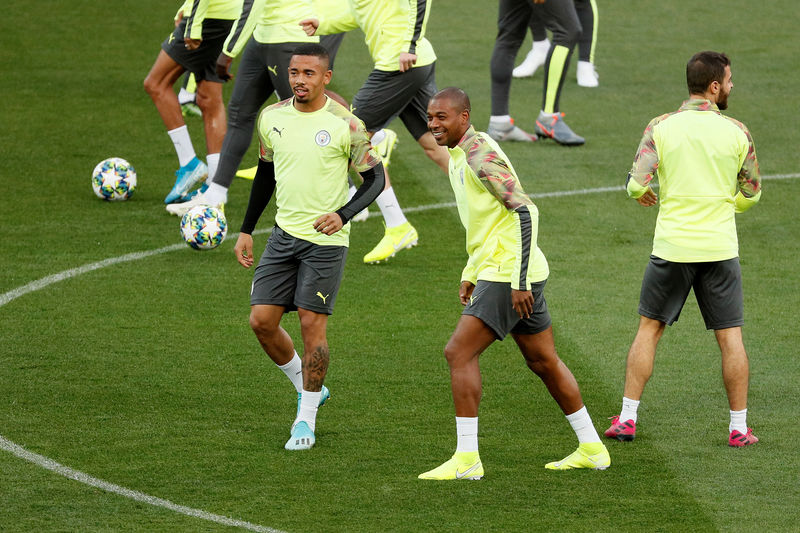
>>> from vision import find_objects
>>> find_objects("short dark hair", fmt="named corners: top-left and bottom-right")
top-left (432, 86), bottom-right (471, 113)
top-left (686, 51), bottom-right (730, 94)
top-left (292, 43), bottom-right (330, 68)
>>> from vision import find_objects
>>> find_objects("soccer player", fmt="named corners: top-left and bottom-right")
top-left (234, 44), bottom-right (385, 450)
top-left (604, 51), bottom-right (762, 447)
top-left (488, 0), bottom-right (585, 145)
top-left (301, 0), bottom-right (451, 264)
top-left (512, 0), bottom-right (600, 88)
top-left (143, 0), bottom-right (242, 204)
top-left (164, 0), bottom-right (354, 217)
top-left (418, 87), bottom-right (609, 480)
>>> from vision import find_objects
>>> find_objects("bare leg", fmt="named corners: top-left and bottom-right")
top-left (513, 326), bottom-right (584, 414)
top-left (143, 50), bottom-right (186, 131)
top-left (417, 131), bottom-right (450, 174)
top-left (249, 304), bottom-right (295, 366)
top-left (195, 79), bottom-right (226, 154)
top-left (443, 315), bottom-right (496, 417)
top-left (622, 316), bottom-right (666, 400)
top-left (297, 308), bottom-right (330, 392)
top-left (716, 327), bottom-right (749, 411)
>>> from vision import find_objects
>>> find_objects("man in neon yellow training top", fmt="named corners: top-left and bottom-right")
top-left (144, 0), bottom-right (242, 204)
top-left (302, 0), bottom-right (451, 264)
top-left (605, 51), bottom-right (762, 447)
top-left (418, 87), bottom-right (610, 480)
top-left (234, 44), bottom-right (385, 451)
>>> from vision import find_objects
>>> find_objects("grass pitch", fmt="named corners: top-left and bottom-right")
top-left (1, 1), bottom-right (799, 531)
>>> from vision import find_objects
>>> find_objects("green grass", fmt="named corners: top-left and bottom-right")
top-left (2, 1), bottom-right (800, 531)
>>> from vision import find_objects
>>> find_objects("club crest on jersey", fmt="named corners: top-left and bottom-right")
top-left (315, 130), bottom-right (331, 147)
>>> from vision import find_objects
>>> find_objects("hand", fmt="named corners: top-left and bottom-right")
top-left (636, 187), bottom-right (658, 207)
top-left (216, 53), bottom-right (234, 81)
top-left (399, 52), bottom-right (417, 72)
top-left (184, 37), bottom-right (202, 50)
top-left (234, 233), bottom-right (254, 268)
top-left (511, 289), bottom-right (534, 319)
top-left (313, 213), bottom-right (343, 235)
top-left (299, 18), bottom-right (319, 36)
top-left (175, 10), bottom-right (183, 27)
top-left (459, 281), bottom-right (475, 306)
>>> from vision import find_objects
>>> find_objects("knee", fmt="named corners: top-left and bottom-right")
top-left (443, 342), bottom-right (467, 368)
top-left (143, 75), bottom-right (159, 97)
top-left (524, 351), bottom-right (560, 376)
top-left (249, 310), bottom-right (276, 336)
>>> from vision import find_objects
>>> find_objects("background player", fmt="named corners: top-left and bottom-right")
top-left (165, 0), bottom-right (351, 217)
top-left (488, 0), bottom-right (585, 145)
top-left (234, 44), bottom-right (385, 450)
top-left (419, 87), bottom-right (609, 480)
top-left (605, 51), bottom-right (762, 447)
top-left (302, 0), bottom-right (451, 264)
top-left (143, 0), bottom-right (241, 204)
top-left (512, 0), bottom-right (600, 88)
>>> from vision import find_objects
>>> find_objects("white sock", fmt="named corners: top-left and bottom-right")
top-left (206, 153), bottom-right (220, 184)
top-left (297, 389), bottom-right (321, 432)
top-left (489, 115), bottom-right (511, 125)
top-left (620, 396), bottom-right (640, 423)
top-left (729, 408), bottom-right (748, 434)
top-left (532, 38), bottom-right (551, 54)
top-left (565, 406), bottom-right (601, 444)
top-left (277, 352), bottom-right (303, 393)
top-left (204, 182), bottom-right (229, 205)
top-left (167, 125), bottom-right (196, 167)
top-left (455, 416), bottom-right (479, 453)
top-left (370, 129), bottom-right (386, 146)
top-left (376, 187), bottom-right (407, 228)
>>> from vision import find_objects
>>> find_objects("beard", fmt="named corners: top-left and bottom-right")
top-left (717, 89), bottom-right (729, 110)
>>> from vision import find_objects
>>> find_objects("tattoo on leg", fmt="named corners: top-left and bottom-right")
top-left (303, 344), bottom-right (329, 391)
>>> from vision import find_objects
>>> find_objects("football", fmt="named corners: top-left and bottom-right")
top-left (180, 205), bottom-right (227, 250)
top-left (91, 157), bottom-right (137, 201)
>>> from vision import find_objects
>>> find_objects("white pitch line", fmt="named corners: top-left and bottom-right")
top-left (0, 436), bottom-right (285, 533)
top-left (0, 171), bottom-right (797, 530)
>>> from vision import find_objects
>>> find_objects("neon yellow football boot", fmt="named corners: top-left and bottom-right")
top-left (545, 442), bottom-right (610, 470)
top-left (373, 128), bottom-right (398, 167)
top-left (418, 452), bottom-right (483, 480)
top-left (363, 222), bottom-right (418, 264)
top-left (236, 165), bottom-right (257, 180)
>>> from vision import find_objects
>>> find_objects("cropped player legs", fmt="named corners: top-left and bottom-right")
top-left (143, 50), bottom-right (187, 131)
top-left (513, 327), bottom-right (584, 415)
top-left (443, 315), bottom-right (497, 417)
top-left (574, 0), bottom-right (599, 64)
top-left (490, 0), bottom-right (532, 117)
top-left (195, 79), bottom-right (226, 154)
top-left (538, 0), bottom-right (581, 113)
top-left (622, 316), bottom-right (666, 401)
top-left (249, 304), bottom-right (296, 366)
top-left (212, 42), bottom-right (278, 189)
top-left (716, 327), bottom-right (750, 411)
top-left (297, 308), bottom-right (330, 393)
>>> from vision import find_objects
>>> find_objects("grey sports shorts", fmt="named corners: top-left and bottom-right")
top-left (638, 255), bottom-right (744, 330)
top-left (463, 280), bottom-right (552, 340)
top-left (250, 226), bottom-right (348, 315)
top-left (162, 18), bottom-right (233, 83)
top-left (350, 62), bottom-right (437, 139)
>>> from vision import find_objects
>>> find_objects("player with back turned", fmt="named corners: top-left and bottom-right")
top-left (604, 51), bottom-right (762, 447)
top-left (234, 43), bottom-right (385, 451)
top-left (418, 87), bottom-right (609, 480)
